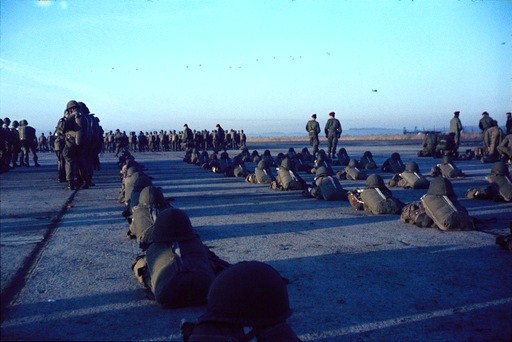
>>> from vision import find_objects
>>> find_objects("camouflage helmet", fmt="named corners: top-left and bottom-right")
top-left (138, 186), bottom-right (166, 208)
top-left (363, 151), bottom-right (373, 158)
top-left (66, 100), bottom-right (78, 110)
top-left (405, 161), bottom-right (419, 172)
top-left (198, 261), bottom-right (292, 326)
top-left (366, 174), bottom-right (385, 188)
top-left (442, 155), bottom-right (452, 164)
top-left (315, 166), bottom-right (328, 177)
top-left (152, 208), bottom-right (196, 243)
top-left (19, 120), bottom-right (28, 126)
top-left (391, 152), bottom-right (401, 161)
top-left (11, 120), bottom-right (19, 128)
top-left (427, 177), bottom-right (455, 196)
top-left (491, 161), bottom-right (508, 176)
top-left (348, 159), bottom-right (358, 167)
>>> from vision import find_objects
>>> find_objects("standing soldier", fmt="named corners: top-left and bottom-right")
top-left (506, 112), bottom-right (512, 135)
top-left (449, 111), bottom-right (463, 150)
top-left (38, 132), bottom-right (48, 152)
top-left (324, 111), bottom-right (342, 159)
top-left (10, 121), bottom-right (21, 167)
top-left (182, 124), bottom-right (194, 150)
top-left (214, 124), bottom-right (225, 151)
top-left (54, 111), bottom-right (68, 182)
top-left (18, 119), bottom-right (40, 167)
top-left (306, 113), bottom-right (321, 157)
top-left (240, 129), bottom-right (246, 149)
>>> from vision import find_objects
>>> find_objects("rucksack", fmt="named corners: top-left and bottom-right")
top-left (317, 176), bottom-right (347, 201)
top-left (421, 194), bottom-right (475, 231)
top-left (360, 188), bottom-right (404, 214)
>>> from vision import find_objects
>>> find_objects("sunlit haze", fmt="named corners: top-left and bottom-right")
top-left (1, 0), bottom-right (511, 136)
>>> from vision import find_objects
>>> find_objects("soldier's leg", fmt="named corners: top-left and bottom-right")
top-left (326, 137), bottom-right (333, 158)
top-left (332, 138), bottom-right (338, 158)
top-left (63, 143), bottom-right (76, 189)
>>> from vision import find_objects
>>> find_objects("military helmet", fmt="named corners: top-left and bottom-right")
top-left (366, 174), bottom-right (385, 188)
top-left (139, 186), bottom-right (166, 208)
top-left (198, 261), bottom-right (292, 326)
top-left (427, 177), bottom-right (455, 196)
top-left (405, 161), bottom-right (419, 172)
top-left (66, 100), bottom-right (78, 110)
top-left (348, 159), bottom-right (358, 167)
top-left (315, 166), bottom-right (328, 177)
top-left (301, 147), bottom-right (309, 154)
top-left (19, 120), bottom-right (28, 126)
top-left (391, 152), bottom-right (401, 161)
top-left (11, 120), bottom-right (19, 128)
top-left (3, 117), bottom-right (11, 125)
top-left (263, 150), bottom-right (271, 157)
top-left (78, 102), bottom-right (90, 114)
top-left (363, 151), bottom-right (373, 158)
top-left (152, 208), bottom-right (196, 243)
top-left (491, 161), bottom-right (508, 176)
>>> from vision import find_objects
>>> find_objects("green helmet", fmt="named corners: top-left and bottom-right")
top-left (491, 161), bottom-right (508, 176)
top-left (138, 186), bottom-right (166, 208)
top-left (366, 174), bottom-right (385, 188)
top-left (391, 152), bottom-right (401, 161)
top-left (66, 100), bottom-right (78, 110)
top-left (427, 177), bottom-right (455, 196)
top-left (198, 261), bottom-right (292, 326)
top-left (405, 161), bottom-right (419, 172)
top-left (152, 208), bottom-right (196, 243)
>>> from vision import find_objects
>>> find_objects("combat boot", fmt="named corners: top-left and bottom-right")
top-left (65, 182), bottom-right (75, 190)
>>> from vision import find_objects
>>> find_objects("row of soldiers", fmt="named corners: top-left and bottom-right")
top-left (181, 144), bottom-right (510, 228)
top-left (116, 151), bottom-right (300, 340)
top-left (103, 126), bottom-right (247, 153)
top-left (0, 117), bottom-right (40, 173)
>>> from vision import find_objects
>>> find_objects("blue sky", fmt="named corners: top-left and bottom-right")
top-left (1, 0), bottom-right (511, 135)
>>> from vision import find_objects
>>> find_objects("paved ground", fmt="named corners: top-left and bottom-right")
top-left (1, 140), bottom-right (511, 341)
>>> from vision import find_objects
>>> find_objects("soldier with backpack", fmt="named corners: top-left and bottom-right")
top-left (348, 174), bottom-right (404, 214)
top-left (180, 261), bottom-right (300, 341)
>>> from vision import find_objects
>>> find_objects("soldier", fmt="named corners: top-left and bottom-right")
top-left (181, 261), bottom-right (300, 341)
top-left (10, 121), bottom-right (21, 167)
top-left (479, 111), bottom-right (494, 132)
top-left (182, 124), bottom-right (194, 150)
top-left (18, 119), bottom-right (40, 167)
top-left (240, 129), bottom-right (246, 149)
top-left (214, 124), bottom-right (225, 152)
top-left (62, 101), bottom-right (81, 189)
top-left (497, 133), bottom-right (512, 163)
top-left (48, 131), bottom-right (56, 153)
top-left (324, 111), bottom-right (342, 158)
top-left (506, 112), bottom-right (512, 135)
top-left (54, 111), bottom-right (67, 182)
top-left (306, 113), bottom-right (321, 156)
top-left (38, 132), bottom-right (48, 152)
top-left (449, 111), bottom-right (463, 149)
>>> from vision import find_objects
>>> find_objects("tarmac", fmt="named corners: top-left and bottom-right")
top-left (0, 139), bottom-right (511, 341)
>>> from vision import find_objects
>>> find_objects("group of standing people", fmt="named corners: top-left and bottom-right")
top-left (54, 100), bottom-right (103, 190)
top-left (0, 117), bottom-right (40, 173)
top-left (305, 111), bottom-right (342, 158)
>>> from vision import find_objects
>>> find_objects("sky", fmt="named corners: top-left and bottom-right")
top-left (1, 0), bottom-right (511, 136)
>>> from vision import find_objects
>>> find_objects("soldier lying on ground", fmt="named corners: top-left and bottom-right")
top-left (180, 261), bottom-right (300, 341)
top-left (132, 208), bottom-right (229, 308)
top-left (347, 174), bottom-right (404, 214)
top-left (401, 177), bottom-right (475, 231)
top-left (387, 161), bottom-right (430, 189)
top-left (466, 161), bottom-right (512, 202)
top-left (303, 166), bottom-right (348, 201)
top-left (430, 155), bottom-right (466, 178)
top-left (336, 159), bottom-right (367, 180)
